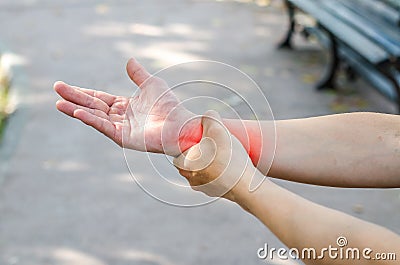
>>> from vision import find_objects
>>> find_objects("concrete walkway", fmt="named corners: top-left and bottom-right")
top-left (0, 1), bottom-right (398, 265)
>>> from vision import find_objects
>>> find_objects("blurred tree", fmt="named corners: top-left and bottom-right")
top-left (0, 54), bottom-right (10, 141)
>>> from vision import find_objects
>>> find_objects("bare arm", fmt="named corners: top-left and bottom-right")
top-left (176, 111), bottom-right (400, 265)
top-left (54, 60), bottom-right (400, 187)
top-left (240, 171), bottom-right (400, 265)
top-left (224, 112), bottom-right (400, 188)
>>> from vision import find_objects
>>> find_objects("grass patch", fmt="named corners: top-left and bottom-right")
top-left (0, 61), bottom-right (10, 141)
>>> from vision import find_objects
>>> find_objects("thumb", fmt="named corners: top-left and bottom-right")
top-left (201, 110), bottom-right (229, 143)
top-left (201, 110), bottom-right (222, 132)
top-left (126, 58), bottom-right (152, 87)
top-left (173, 137), bottom-right (216, 172)
top-left (173, 151), bottom-right (188, 171)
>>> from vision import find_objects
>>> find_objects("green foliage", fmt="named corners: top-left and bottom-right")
top-left (0, 63), bottom-right (10, 141)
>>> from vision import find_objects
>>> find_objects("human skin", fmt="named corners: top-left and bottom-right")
top-left (175, 110), bottom-right (400, 265)
top-left (55, 59), bottom-right (400, 263)
top-left (55, 58), bottom-right (202, 156)
top-left (55, 58), bottom-right (400, 188)
top-left (224, 113), bottom-right (400, 188)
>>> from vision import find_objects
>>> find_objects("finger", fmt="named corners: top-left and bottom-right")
top-left (76, 87), bottom-right (116, 106)
top-left (126, 58), bottom-right (152, 87)
top-left (56, 100), bottom-right (109, 120)
top-left (176, 168), bottom-right (201, 190)
top-left (54, 81), bottom-right (110, 113)
top-left (173, 151), bottom-right (190, 171)
top-left (177, 168), bottom-right (193, 180)
top-left (201, 110), bottom-right (229, 143)
top-left (73, 109), bottom-right (117, 143)
top-left (173, 138), bottom-right (216, 172)
top-left (173, 144), bottom-right (201, 171)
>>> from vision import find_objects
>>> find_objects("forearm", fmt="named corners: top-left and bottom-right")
top-left (272, 112), bottom-right (400, 187)
top-left (225, 113), bottom-right (400, 188)
top-left (181, 117), bottom-right (272, 173)
top-left (236, 172), bottom-right (400, 264)
top-left (222, 119), bottom-right (273, 173)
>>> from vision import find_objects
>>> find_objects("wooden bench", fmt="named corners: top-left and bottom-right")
top-left (279, 0), bottom-right (400, 112)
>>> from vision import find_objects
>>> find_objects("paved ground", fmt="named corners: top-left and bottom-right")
top-left (0, 1), bottom-right (399, 265)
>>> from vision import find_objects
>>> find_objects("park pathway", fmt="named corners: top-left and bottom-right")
top-left (0, 1), bottom-right (398, 265)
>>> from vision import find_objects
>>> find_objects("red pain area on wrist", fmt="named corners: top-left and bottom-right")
top-left (178, 121), bottom-right (203, 153)
top-left (176, 118), bottom-right (264, 168)
top-left (247, 127), bottom-right (263, 168)
top-left (248, 143), bottom-right (262, 168)
top-left (224, 119), bottom-right (262, 167)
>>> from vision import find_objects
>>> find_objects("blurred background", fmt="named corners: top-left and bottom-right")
top-left (0, 0), bottom-right (399, 264)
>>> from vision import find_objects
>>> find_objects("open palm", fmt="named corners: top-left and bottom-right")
top-left (55, 58), bottom-right (202, 156)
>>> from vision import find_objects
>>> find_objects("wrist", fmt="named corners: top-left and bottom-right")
top-left (222, 119), bottom-right (265, 171)
top-left (227, 167), bottom-right (254, 202)
top-left (230, 169), bottom-right (271, 211)
top-left (178, 116), bottom-right (203, 153)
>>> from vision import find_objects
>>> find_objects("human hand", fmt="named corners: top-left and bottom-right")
top-left (174, 110), bottom-right (257, 203)
top-left (54, 58), bottom-right (202, 156)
